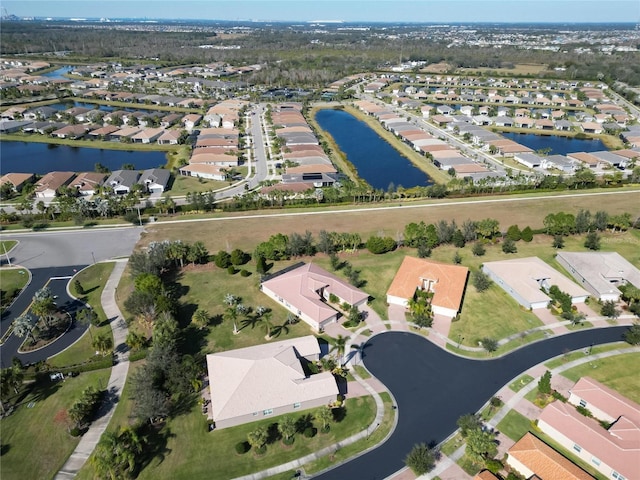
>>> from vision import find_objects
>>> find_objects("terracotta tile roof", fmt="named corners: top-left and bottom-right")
top-left (509, 432), bottom-right (594, 480)
top-left (538, 402), bottom-right (639, 480)
top-left (474, 471), bottom-right (501, 480)
top-left (387, 257), bottom-right (468, 311)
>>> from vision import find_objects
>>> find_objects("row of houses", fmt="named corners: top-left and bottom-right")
top-left (177, 99), bottom-right (248, 181)
top-left (0, 168), bottom-right (170, 199)
top-left (506, 376), bottom-right (639, 480)
top-left (354, 99), bottom-right (499, 182)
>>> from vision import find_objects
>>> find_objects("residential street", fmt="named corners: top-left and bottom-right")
top-left (313, 327), bottom-right (628, 480)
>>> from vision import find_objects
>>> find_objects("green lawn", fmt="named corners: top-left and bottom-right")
top-left (47, 262), bottom-right (116, 368)
top-left (95, 395), bottom-right (374, 480)
top-left (165, 174), bottom-right (229, 197)
top-left (509, 374), bottom-right (535, 393)
top-left (559, 352), bottom-right (640, 404)
top-left (544, 342), bottom-right (627, 369)
top-left (0, 267), bottom-right (29, 313)
top-left (0, 368), bottom-right (111, 480)
top-left (0, 240), bottom-right (17, 253)
top-left (496, 410), bottom-right (532, 441)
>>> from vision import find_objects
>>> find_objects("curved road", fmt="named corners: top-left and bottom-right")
top-left (314, 327), bottom-right (629, 480)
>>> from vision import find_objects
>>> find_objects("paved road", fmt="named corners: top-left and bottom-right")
top-left (314, 327), bottom-right (628, 480)
top-left (1, 227), bottom-right (142, 269)
top-left (0, 265), bottom-right (87, 368)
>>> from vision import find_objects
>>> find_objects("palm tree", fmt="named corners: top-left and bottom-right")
top-left (76, 307), bottom-right (99, 340)
top-left (91, 427), bottom-right (143, 480)
top-left (278, 416), bottom-right (297, 444)
top-left (330, 335), bottom-right (348, 365)
top-left (192, 309), bottom-right (209, 330)
top-left (225, 306), bottom-right (239, 335)
top-left (262, 311), bottom-right (273, 339)
top-left (315, 405), bottom-right (334, 433)
top-left (12, 314), bottom-right (35, 342)
top-left (247, 426), bottom-right (269, 453)
top-left (92, 333), bottom-right (113, 356)
top-left (31, 287), bottom-right (56, 328)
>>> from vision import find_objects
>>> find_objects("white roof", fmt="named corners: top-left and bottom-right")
top-left (207, 336), bottom-right (337, 423)
top-left (557, 251), bottom-right (640, 298)
top-left (483, 257), bottom-right (589, 304)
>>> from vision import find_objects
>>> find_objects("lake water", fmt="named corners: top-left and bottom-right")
top-left (315, 109), bottom-right (433, 190)
top-left (0, 141), bottom-right (168, 175)
top-left (42, 66), bottom-right (73, 79)
top-left (501, 132), bottom-right (607, 155)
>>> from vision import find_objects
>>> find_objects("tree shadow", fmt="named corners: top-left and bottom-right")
top-left (332, 406), bottom-right (347, 423)
top-left (135, 423), bottom-right (174, 474)
top-left (0, 443), bottom-right (10, 456)
top-left (270, 322), bottom-right (289, 338)
top-left (295, 414), bottom-right (314, 433)
top-left (241, 314), bottom-right (260, 330)
top-left (179, 325), bottom-right (208, 356)
top-left (177, 303), bottom-right (199, 329)
top-left (266, 422), bottom-right (281, 445)
top-left (209, 314), bottom-right (223, 327)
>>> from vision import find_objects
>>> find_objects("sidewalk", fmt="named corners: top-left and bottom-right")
top-left (55, 259), bottom-right (130, 480)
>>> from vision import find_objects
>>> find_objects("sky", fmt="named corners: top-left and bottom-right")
top-left (3, 0), bottom-right (640, 23)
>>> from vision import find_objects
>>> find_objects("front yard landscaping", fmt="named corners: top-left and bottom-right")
top-left (496, 409), bottom-right (531, 441)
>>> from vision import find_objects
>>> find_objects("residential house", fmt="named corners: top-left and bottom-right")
top-left (138, 168), bottom-right (171, 194)
top-left (556, 251), bottom-right (640, 302)
top-left (386, 257), bottom-right (469, 319)
top-left (68, 172), bottom-right (107, 196)
top-left (506, 432), bottom-right (594, 480)
top-left (206, 336), bottom-right (338, 429)
top-left (178, 164), bottom-right (227, 181)
top-left (157, 130), bottom-right (181, 145)
top-left (261, 263), bottom-right (369, 332)
top-left (131, 127), bottom-right (165, 144)
top-left (537, 393), bottom-right (639, 480)
top-left (51, 124), bottom-right (89, 139)
top-left (104, 170), bottom-right (140, 194)
top-left (35, 171), bottom-right (75, 198)
top-left (482, 257), bottom-right (590, 310)
top-left (0, 173), bottom-right (35, 193)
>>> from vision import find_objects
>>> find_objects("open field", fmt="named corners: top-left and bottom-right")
top-left (459, 63), bottom-right (550, 75)
top-left (560, 352), bottom-right (640, 404)
top-left (164, 174), bottom-right (229, 197)
top-left (47, 262), bottom-right (115, 368)
top-left (0, 368), bottom-right (111, 480)
top-left (143, 189), bottom-right (640, 254)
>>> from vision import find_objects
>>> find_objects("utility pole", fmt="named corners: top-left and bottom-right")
top-left (2, 242), bottom-right (11, 267)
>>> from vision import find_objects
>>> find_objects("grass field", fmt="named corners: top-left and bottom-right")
top-left (78, 394), bottom-right (376, 480)
top-left (559, 352), bottom-right (640, 404)
top-left (0, 368), bottom-right (111, 480)
top-left (509, 374), bottom-right (535, 393)
top-left (143, 189), bottom-right (640, 254)
top-left (459, 63), bottom-right (550, 75)
top-left (47, 262), bottom-right (116, 368)
top-left (1, 240), bottom-right (17, 253)
top-left (0, 267), bottom-right (29, 300)
top-left (496, 410), bottom-right (532, 441)
top-left (164, 174), bottom-right (228, 197)
top-left (544, 343), bottom-right (627, 369)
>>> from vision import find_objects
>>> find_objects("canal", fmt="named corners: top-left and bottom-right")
top-left (0, 141), bottom-right (168, 175)
top-left (315, 109), bottom-right (433, 190)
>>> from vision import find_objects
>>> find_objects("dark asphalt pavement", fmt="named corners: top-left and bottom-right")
top-left (314, 327), bottom-right (629, 480)
top-left (1, 265), bottom-right (88, 368)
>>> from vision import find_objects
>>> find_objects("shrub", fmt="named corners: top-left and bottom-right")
top-left (506, 225), bottom-right (522, 241)
top-left (329, 293), bottom-right (339, 303)
top-left (485, 458), bottom-right (503, 473)
top-left (240, 269), bottom-right (251, 277)
top-left (304, 426), bottom-right (316, 438)
top-left (69, 427), bottom-right (81, 437)
top-left (473, 270), bottom-right (492, 292)
top-left (405, 442), bottom-right (437, 475)
top-left (366, 235), bottom-right (396, 254)
top-left (472, 242), bottom-right (486, 256)
top-left (501, 238), bottom-right (517, 254)
top-left (227, 266), bottom-right (237, 275)
top-left (552, 390), bottom-right (568, 402)
top-left (521, 226), bottom-right (534, 242)
top-left (576, 405), bottom-right (593, 418)
top-left (215, 251), bottom-right (232, 268)
top-left (74, 280), bottom-right (84, 295)
top-left (235, 441), bottom-right (250, 454)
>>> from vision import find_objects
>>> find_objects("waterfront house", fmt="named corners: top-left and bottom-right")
top-left (104, 170), bottom-right (140, 194)
top-left (0, 173), bottom-right (35, 193)
top-left (35, 171), bottom-right (75, 198)
top-left (138, 169), bottom-right (170, 194)
top-left (68, 172), bottom-right (107, 196)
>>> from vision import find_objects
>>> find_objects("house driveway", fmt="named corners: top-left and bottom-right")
top-left (533, 308), bottom-right (569, 334)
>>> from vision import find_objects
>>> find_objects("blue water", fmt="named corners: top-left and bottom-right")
top-left (315, 109), bottom-right (433, 190)
top-left (46, 101), bottom-right (152, 113)
top-left (41, 66), bottom-right (73, 79)
top-left (501, 132), bottom-right (607, 155)
top-left (0, 142), bottom-right (167, 175)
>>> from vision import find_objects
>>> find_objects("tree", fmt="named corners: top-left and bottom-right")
top-left (472, 242), bottom-right (486, 257)
top-left (125, 331), bottom-right (147, 351)
top-left (521, 226), bottom-right (534, 242)
top-left (261, 311), bottom-right (273, 339)
top-left (481, 337), bottom-right (498, 353)
top-left (12, 314), bottom-right (35, 342)
top-left (538, 370), bottom-right (552, 395)
top-left (278, 415), bottom-right (297, 443)
top-left (593, 210), bottom-right (609, 231)
top-left (255, 254), bottom-right (268, 275)
top-left (453, 251), bottom-right (462, 264)
top-left (600, 300), bottom-right (621, 320)
top-left (92, 333), bottom-right (113, 356)
top-left (623, 324), bottom-right (640, 345)
top-left (330, 335), bottom-right (348, 364)
top-left (366, 235), bottom-right (396, 254)
top-left (505, 225), bottom-right (522, 241)
top-left (501, 238), bottom-right (517, 254)
top-left (247, 425), bottom-right (269, 452)
top-left (91, 426), bottom-right (143, 480)
top-left (77, 307), bottom-right (100, 340)
top-left (552, 235), bottom-right (565, 249)
top-left (225, 305), bottom-right (239, 335)
top-left (575, 209), bottom-right (592, 233)
top-left (584, 231), bottom-right (601, 250)
top-left (153, 312), bottom-right (180, 348)
top-left (472, 271), bottom-right (492, 292)
top-left (31, 287), bottom-right (56, 327)
top-left (315, 406), bottom-right (334, 432)
top-left (405, 443), bottom-right (437, 476)
top-left (187, 241), bottom-right (209, 264)
top-left (475, 218), bottom-right (500, 240)
top-left (466, 428), bottom-right (498, 464)
top-left (192, 309), bottom-right (209, 329)
top-left (457, 413), bottom-right (483, 438)
top-left (0, 366), bottom-right (24, 413)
